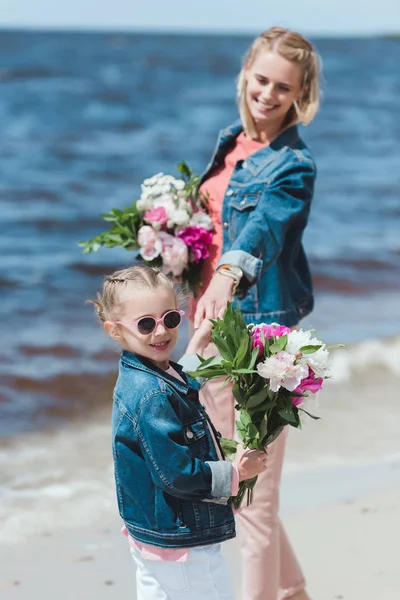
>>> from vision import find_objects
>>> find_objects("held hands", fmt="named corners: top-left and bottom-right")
top-left (193, 272), bottom-right (234, 330)
top-left (185, 318), bottom-right (215, 357)
top-left (234, 447), bottom-right (267, 481)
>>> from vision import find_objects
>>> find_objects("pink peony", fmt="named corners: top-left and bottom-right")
top-left (251, 324), bottom-right (291, 357)
top-left (256, 351), bottom-right (308, 393)
top-left (144, 206), bottom-right (169, 226)
top-left (138, 225), bottom-right (162, 261)
top-left (177, 226), bottom-right (213, 263)
top-left (291, 367), bottom-right (323, 406)
top-left (159, 232), bottom-right (189, 277)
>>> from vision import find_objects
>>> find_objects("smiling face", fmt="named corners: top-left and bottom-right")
top-left (245, 50), bottom-right (303, 139)
top-left (105, 285), bottom-right (180, 370)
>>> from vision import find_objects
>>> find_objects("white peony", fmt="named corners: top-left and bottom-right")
top-left (286, 329), bottom-right (330, 378)
top-left (257, 351), bottom-right (309, 392)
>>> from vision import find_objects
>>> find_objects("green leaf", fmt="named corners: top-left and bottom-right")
top-left (240, 410), bottom-right (252, 427)
top-left (299, 344), bottom-right (322, 354)
top-left (276, 406), bottom-right (298, 425)
top-left (232, 383), bottom-right (245, 406)
top-left (233, 332), bottom-right (250, 369)
top-left (246, 388), bottom-right (268, 409)
top-left (195, 355), bottom-right (223, 369)
top-left (253, 399), bottom-right (276, 413)
top-left (212, 336), bottom-right (233, 361)
top-left (219, 438), bottom-right (238, 460)
top-left (236, 428), bottom-right (245, 442)
top-left (262, 426), bottom-right (285, 446)
top-left (177, 161), bottom-right (192, 179)
top-left (247, 423), bottom-right (259, 440)
top-left (248, 347), bottom-right (260, 370)
top-left (236, 420), bottom-right (246, 433)
top-left (269, 334), bottom-right (288, 354)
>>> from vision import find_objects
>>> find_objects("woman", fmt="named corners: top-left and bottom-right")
top-left (192, 27), bottom-right (321, 600)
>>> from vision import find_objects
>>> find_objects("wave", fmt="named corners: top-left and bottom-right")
top-left (328, 332), bottom-right (400, 382)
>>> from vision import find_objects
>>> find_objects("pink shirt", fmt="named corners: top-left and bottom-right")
top-left (123, 365), bottom-right (239, 562)
top-left (190, 131), bottom-right (266, 317)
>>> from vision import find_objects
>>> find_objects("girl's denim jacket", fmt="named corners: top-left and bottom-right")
top-left (200, 121), bottom-right (316, 327)
top-left (112, 350), bottom-right (236, 548)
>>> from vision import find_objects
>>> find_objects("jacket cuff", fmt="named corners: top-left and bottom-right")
top-left (205, 460), bottom-right (233, 503)
top-left (178, 354), bottom-right (206, 386)
top-left (217, 250), bottom-right (262, 282)
top-left (178, 354), bottom-right (202, 373)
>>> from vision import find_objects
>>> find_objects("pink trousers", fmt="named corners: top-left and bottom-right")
top-left (199, 342), bottom-right (306, 600)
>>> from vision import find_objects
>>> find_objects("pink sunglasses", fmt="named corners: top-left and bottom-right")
top-left (114, 309), bottom-right (185, 335)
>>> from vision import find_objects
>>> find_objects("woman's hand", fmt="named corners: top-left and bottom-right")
top-left (234, 447), bottom-right (267, 481)
top-left (193, 272), bottom-right (234, 329)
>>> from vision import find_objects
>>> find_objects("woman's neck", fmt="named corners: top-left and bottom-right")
top-left (250, 118), bottom-right (286, 143)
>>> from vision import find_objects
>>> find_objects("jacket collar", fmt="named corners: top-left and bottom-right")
top-left (219, 120), bottom-right (299, 150)
top-left (120, 350), bottom-right (194, 395)
top-left (217, 121), bottom-right (300, 177)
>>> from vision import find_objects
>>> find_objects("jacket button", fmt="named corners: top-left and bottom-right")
top-left (242, 161), bottom-right (247, 169)
top-left (226, 189), bottom-right (233, 196)
top-left (186, 430), bottom-right (194, 439)
top-left (223, 222), bottom-right (229, 229)
top-left (240, 199), bottom-right (246, 206)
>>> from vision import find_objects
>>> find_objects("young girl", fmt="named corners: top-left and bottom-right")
top-left (91, 265), bottom-right (267, 600)
top-left (191, 27), bottom-right (322, 600)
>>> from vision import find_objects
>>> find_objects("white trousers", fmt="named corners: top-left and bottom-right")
top-left (131, 543), bottom-right (234, 600)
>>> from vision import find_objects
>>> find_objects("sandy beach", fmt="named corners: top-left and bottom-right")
top-left (1, 483), bottom-right (399, 600)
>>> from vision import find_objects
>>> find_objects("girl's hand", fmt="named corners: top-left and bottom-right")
top-left (193, 272), bottom-right (234, 330)
top-left (234, 448), bottom-right (267, 481)
top-left (185, 318), bottom-right (214, 357)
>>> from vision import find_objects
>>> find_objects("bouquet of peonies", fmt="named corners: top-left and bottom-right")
top-left (80, 163), bottom-right (212, 291)
top-left (188, 303), bottom-right (339, 509)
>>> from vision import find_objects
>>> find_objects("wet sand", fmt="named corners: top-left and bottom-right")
top-left (1, 484), bottom-right (399, 600)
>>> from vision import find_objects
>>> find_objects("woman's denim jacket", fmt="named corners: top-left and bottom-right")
top-left (200, 121), bottom-right (316, 327)
top-left (112, 350), bottom-right (236, 548)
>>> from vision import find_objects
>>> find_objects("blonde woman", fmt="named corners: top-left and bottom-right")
top-left (191, 27), bottom-right (322, 600)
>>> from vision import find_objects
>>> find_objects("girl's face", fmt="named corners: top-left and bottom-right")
top-left (106, 286), bottom-right (180, 370)
top-left (245, 50), bottom-right (303, 136)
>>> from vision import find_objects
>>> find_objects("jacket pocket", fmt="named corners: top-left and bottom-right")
top-left (228, 191), bottom-right (262, 242)
top-left (183, 418), bottom-right (209, 461)
top-left (230, 191), bottom-right (261, 212)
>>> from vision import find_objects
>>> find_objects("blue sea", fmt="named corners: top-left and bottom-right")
top-left (0, 30), bottom-right (400, 544)
top-left (1, 29), bottom-right (400, 434)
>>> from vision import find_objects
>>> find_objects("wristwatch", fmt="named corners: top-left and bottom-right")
top-left (216, 264), bottom-right (243, 296)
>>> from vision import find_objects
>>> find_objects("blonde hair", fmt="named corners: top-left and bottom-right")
top-left (237, 26), bottom-right (321, 138)
top-left (88, 265), bottom-right (185, 324)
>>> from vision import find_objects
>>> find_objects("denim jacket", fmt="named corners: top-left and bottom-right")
top-left (200, 121), bottom-right (316, 327)
top-left (111, 350), bottom-right (236, 548)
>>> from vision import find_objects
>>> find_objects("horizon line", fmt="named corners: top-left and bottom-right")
top-left (0, 24), bottom-right (399, 39)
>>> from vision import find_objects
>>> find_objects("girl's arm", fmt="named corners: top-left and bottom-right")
top-left (135, 393), bottom-right (265, 503)
top-left (135, 390), bottom-right (232, 502)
